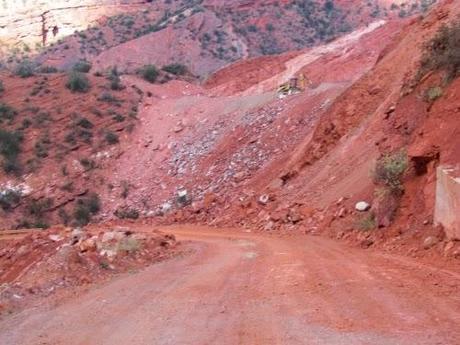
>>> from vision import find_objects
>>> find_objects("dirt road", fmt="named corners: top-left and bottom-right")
top-left (0, 226), bottom-right (459, 345)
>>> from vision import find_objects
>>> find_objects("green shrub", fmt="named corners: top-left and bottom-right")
top-left (247, 25), bottom-right (258, 33)
top-left (162, 63), bottom-right (188, 76)
top-left (27, 198), bottom-right (53, 218)
top-left (0, 189), bottom-right (21, 211)
top-left (66, 71), bottom-right (90, 93)
top-left (98, 92), bottom-right (121, 104)
top-left (72, 60), bottom-right (92, 73)
top-left (73, 193), bottom-right (101, 226)
top-left (107, 67), bottom-right (124, 90)
top-left (373, 150), bottom-right (408, 194)
top-left (105, 131), bottom-right (119, 145)
top-left (39, 65), bottom-right (58, 73)
top-left (76, 117), bottom-right (93, 129)
top-left (34, 138), bottom-right (50, 158)
top-left (419, 21), bottom-right (460, 81)
top-left (114, 206), bottom-right (139, 219)
top-left (0, 80), bottom-right (4, 93)
top-left (424, 86), bottom-right (443, 102)
top-left (15, 60), bottom-right (34, 78)
top-left (0, 103), bottom-right (17, 123)
top-left (140, 64), bottom-right (159, 83)
top-left (61, 181), bottom-right (74, 192)
top-left (80, 158), bottom-right (96, 170)
top-left (0, 129), bottom-right (22, 174)
top-left (120, 180), bottom-right (130, 198)
top-left (356, 213), bottom-right (376, 231)
top-left (119, 237), bottom-right (141, 253)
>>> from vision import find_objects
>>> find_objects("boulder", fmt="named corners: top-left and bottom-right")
top-left (48, 234), bottom-right (63, 242)
top-left (355, 201), bottom-right (371, 212)
top-left (423, 236), bottom-right (439, 250)
top-left (79, 237), bottom-right (97, 252)
top-left (177, 189), bottom-right (191, 206)
top-left (258, 194), bottom-right (270, 205)
top-left (161, 202), bottom-right (172, 214)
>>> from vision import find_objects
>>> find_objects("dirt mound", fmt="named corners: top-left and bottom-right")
top-left (0, 225), bottom-right (178, 315)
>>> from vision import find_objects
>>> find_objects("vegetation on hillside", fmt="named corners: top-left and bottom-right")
top-left (66, 71), bottom-right (91, 92)
top-left (419, 20), bottom-right (460, 81)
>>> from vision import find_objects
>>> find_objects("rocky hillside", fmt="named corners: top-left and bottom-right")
top-left (1, 0), bottom-right (459, 260)
top-left (2, 0), bottom-right (437, 76)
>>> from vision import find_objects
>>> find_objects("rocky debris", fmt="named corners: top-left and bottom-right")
top-left (48, 234), bottom-right (63, 242)
top-left (423, 236), bottom-right (439, 250)
top-left (173, 121), bottom-right (185, 133)
top-left (258, 194), bottom-right (270, 205)
top-left (0, 227), bottom-right (178, 313)
top-left (371, 193), bottom-right (399, 228)
top-left (176, 189), bottom-right (191, 207)
top-left (355, 201), bottom-right (371, 212)
top-left (160, 202), bottom-right (173, 214)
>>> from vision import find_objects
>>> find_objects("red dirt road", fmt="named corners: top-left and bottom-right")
top-left (0, 226), bottom-right (459, 345)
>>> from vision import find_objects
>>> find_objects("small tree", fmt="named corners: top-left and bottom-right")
top-left (419, 21), bottom-right (460, 81)
top-left (108, 66), bottom-right (124, 90)
top-left (162, 63), bottom-right (188, 76)
top-left (0, 189), bottom-right (21, 211)
top-left (39, 65), bottom-right (58, 73)
top-left (140, 64), bottom-right (159, 83)
top-left (0, 129), bottom-right (22, 174)
top-left (15, 60), bottom-right (34, 78)
top-left (73, 193), bottom-right (101, 226)
top-left (0, 103), bottom-right (17, 123)
top-left (373, 151), bottom-right (408, 194)
top-left (72, 60), bottom-right (92, 73)
top-left (105, 131), bottom-right (119, 145)
top-left (66, 71), bottom-right (90, 93)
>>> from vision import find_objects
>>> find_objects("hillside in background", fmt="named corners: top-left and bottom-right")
top-left (2, 0), bottom-right (437, 76)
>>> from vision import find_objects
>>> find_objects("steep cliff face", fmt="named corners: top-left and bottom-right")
top-left (0, 0), bottom-right (145, 50)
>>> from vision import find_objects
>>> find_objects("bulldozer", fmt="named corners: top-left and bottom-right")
top-left (277, 73), bottom-right (311, 97)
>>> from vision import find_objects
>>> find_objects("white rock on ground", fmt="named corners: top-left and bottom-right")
top-left (355, 201), bottom-right (371, 212)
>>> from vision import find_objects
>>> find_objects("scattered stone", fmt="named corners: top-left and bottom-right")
top-left (337, 207), bottom-right (347, 218)
top-left (233, 171), bottom-right (246, 182)
top-left (177, 189), bottom-right (191, 206)
top-left (423, 236), bottom-right (439, 250)
top-left (360, 238), bottom-right (374, 249)
top-left (48, 234), bottom-right (63, 242)
top-left (258, 194), bottom-right (270, 205)
top-left (79, 237), bottom-right (97, 252)
top-left (161, 202), bottom-right (172, 214)
top-left (355, 201), bottom-right (371, 212)
top-left (288, 209), bottom-right (302, 224)
top-left (268, 178), bottom-right (284, 190)
top-left (444, 241), bottom-right (455, 255)
top-left (71, 227), bottom-right (83, 239)
top-left (203, 192), bottom-right (217, 208)
top-left (173, 121), bottom-right (184, 133)
top-left (264, 221), bottom-right (275, 231)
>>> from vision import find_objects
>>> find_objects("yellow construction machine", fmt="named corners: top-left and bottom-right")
top-left (277, 73), bottom-right (311, 97)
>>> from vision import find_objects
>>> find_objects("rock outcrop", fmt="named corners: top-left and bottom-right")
top-left (435, 166), bottom-right (460, 240)
top-left (0, 0), bottom-right (144, 49)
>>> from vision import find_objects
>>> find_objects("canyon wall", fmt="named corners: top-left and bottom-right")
top-left (0, 0), bottom-right (145, 50)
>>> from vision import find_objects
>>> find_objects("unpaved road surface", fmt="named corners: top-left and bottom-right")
top-left (1, 226), bottom-right (459, 345)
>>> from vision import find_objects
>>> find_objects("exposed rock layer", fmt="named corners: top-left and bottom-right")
top-left (0, 0), bottom-right (144, 49)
